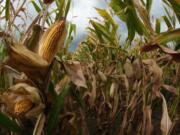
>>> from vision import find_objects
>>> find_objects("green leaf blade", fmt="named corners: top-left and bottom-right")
top-left (45, 85), bottom-right (71, 135)
top-left (5, 0), bottom-right (10, 21)
top-left (0, 112), bottom-right (22, 133)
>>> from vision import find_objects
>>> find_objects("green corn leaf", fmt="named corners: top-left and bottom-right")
top-left (163, 0), bottom-right (180, 23)
top-left (48, 81), bottom-right (57, 98)
top-left (146, 0), bottom-right (153, 13)
top-left (64, 0), bottom-right (71, 19)
top-left (90, 20), bottom-right (116, 46)
top-left (95, 8), bottom-right (118, 31)
top-left (0, 112), bottom-right (22, 133)
top-left (156, 28), bottom-right (180, 44)
top-left (5, 0), bottom-right (10, 21)
top-left (45, 85), bottom-right (71, 135)
top-left (155, 18), bottom-right (161, 33)
top-left (31, 0), bottom-right (41, 13)
top-left (55, 0), bottom-right (65, 19)
top-left (127, 18), bottom-right (135, 41)
top-left (109, 0), bottom-right (127, 21)
top-left (163, 16), bottom-right (173, 30)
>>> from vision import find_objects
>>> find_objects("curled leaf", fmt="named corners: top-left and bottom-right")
top-left (141, 44), bottom-right (180, 62)
top-left (63, 61), bottom-right (87, 88)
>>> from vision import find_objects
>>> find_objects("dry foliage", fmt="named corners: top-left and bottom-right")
top-left (0, 0), bottom-right (180, 135)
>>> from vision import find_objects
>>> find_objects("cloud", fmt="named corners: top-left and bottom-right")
top-left (67, 0), bottom-right (108, 50)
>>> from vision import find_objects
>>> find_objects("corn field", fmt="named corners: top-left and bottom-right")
top-left (0, 0), bottom-right (180, 135)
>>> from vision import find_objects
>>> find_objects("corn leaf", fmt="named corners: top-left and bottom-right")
top-left (64, 0), bottom-right (71, 19)
top-left (146, 0), bottom-right (153, 13)
top-left (55, 0), bottom-right (65, 19)
top-left (163, 16), bottom-right (173, 30)
top-left (156, 28), bottom-right (180, 44)
top-left (5, 0), bottom-right (10, 21)
top-left (109, 0), bottom-right (127, 21)
top-left (110, 0), bottom-right (147, 41)
top-left (45, 85), bottom-right (71, 135)
top-left (0, 112), bottom-right (22, 133)
top-left (163, 0), bottom-right (180, 23)
top-left (160, 93), bottom-right (172, 135)
top-left (95, 8), bottom-right (118, 31)
top-left (31, 0), bottom-right (41, 13)
top-left (155, 18), bottom-right (161, 33)
top-left (90, 20), bottom-right (116, 45)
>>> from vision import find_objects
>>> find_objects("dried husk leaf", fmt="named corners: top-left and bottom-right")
top-left (110, 82), bottom-right (118, 98)
top-left (133, 59), bottom-right (143, 80)
top-left (123, 61), bottom-right (134, 79)
top-left (33, 113), bottom-right (46, 135)
top-left (89, 74), bottom-right (96, 106)
top-left (160, 93), bottom-right (172, 135)
top-left (142, 106), bottom-right (152, 135)
top-left (38, 20), bottom-right (67, 64)
top-left (8, 44), bottom-right (48, 69)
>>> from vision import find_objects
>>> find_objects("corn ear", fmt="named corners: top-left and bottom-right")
top-left (14, 99), bottom-right (33, 116)
top-left (1, 83), bottom-right (44, 118)
top-left (38, 20), bottom-right (67, 63)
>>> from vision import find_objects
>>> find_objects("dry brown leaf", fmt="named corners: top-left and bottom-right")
top-left (55, 75), bottom-right (71, 94)
top-left (8, 44), bottom-right (48, 69)
top-left (143, 59), bottom-right (163, 97)
top-left (132, 59), bottom-right (143, 80)
top-left (110, 82), bottom-right (118, 98)
top-left (141, 44), bottom-right (159, 52)
top-left (123, 61), bottom-right (134, 79)
top-left (111, 87), bottom-right (119, 118)
top-left (160, 93), bottom-right (172, 135)
top-left (142, 106), bottom-right (152, 135)
top-left (141, 44), bottom-right (180, 62)
top-left (162, 84), bottom-right (179, 96)
top-left (63, 61), bottom-right (87, 88)
top-left (175, 0), bottom-right (180, 4)
top-left (97, 70), bottom-right (107, 82)
top-left (33, 113), bottom-right (46, 135)
top-left (89, 74), bottom-right (96, 106)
